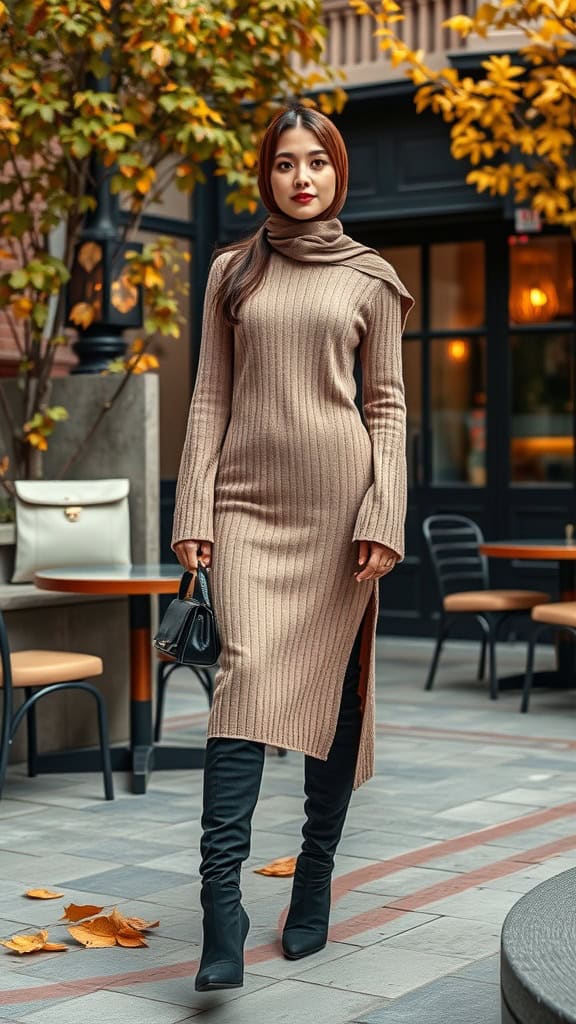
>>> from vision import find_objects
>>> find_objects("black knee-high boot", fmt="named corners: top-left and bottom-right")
top-left (282, 629), bottom-right (363, 960)
top-left (195, 737), bottom-right (265, 992)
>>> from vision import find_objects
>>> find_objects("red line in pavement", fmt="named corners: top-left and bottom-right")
top-left (329, 832), bottom-right (576, 942)
top-left (329, 799), bottom-right (576, 901)
top-left (1, 802), bottom-right (576, 1005)
top-left (375, 722), bottom-right (576, 749)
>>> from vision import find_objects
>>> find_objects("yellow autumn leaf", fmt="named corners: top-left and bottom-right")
top-left (25, 431), bottom-right (48, 451)
top-left (135, 167), bottom-right (156, 195)
top-left (68, 301), bottom-right (96, 329)
top-left (254, 856), bottom-right (297, 877)
top-left (126, 352), bottom-right (159, 374)
top-left (110, 122), bottom-right (137, 138)
top-left (10, 296), bottom-right (33, 319)
top-left (0, 246), bottom-right (13, 259)
top-left (151, 43), bottom-right (171, 67)
top-left (25, 889), bottom-right (64, 900)
top-left (0, 929), bottom-right (67, 954)
top-left (60, 903), bottom-right (104, 922)
top-left (143, 265), bottom-right (163, 289)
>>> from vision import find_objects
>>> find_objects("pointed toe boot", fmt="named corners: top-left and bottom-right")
top-left (282, 628), bottom-right (363, 961)
top-left (281, 857), bottom-right (332, 959)
top-left (195, 881), bottom-right (250, 991)
top-left (195, 737), bottom-right (265, 992)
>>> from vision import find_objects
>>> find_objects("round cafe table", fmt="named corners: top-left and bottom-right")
top-left (34, 564), bottom-right (206, 794)
top-left (479, 540), bottom-right (576, 686)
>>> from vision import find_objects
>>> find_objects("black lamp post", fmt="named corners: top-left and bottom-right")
top-left (67, 59), bottom-right (143, 374)
top-left (67, 167), bottom-right (143, 374)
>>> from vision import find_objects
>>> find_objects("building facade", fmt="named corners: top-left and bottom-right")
top-left (182, 1), bottom-right (576, 636)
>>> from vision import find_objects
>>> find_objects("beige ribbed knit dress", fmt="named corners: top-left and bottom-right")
top-left (172, 224), bottom-right (412, 788)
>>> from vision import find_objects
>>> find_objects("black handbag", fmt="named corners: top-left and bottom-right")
top-left (153, 567), bottom-right (221, 667)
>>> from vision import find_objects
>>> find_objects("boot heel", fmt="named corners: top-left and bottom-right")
top-left (195, 886), bottom-right (250, 992)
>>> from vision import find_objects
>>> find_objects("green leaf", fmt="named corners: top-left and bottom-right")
top-left (8, 269), bottom-right (28, 289)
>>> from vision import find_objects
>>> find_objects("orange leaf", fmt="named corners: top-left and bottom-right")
top-left (254, 856), bottom-right (297, 877)
top-left (25, 889), bottom-right (64, 900)
top-left (124, 915), bottom-right (160, 932)
top-left (77, 241), bottom-right (102, 273)
top-left (10, 296), bottom-right (33, 319)
top-left (115, 927), bottom-right (148, 948)
top-left (110, 908), bottom-right (159, 933)
top-left (61, 903), bottom-right (104, 923)
top-left (68, 917), bottom-right (116, 948)
top-left (0, 929), bottom-right (67, 954)
top-left (68, 301), bottom-right (96, 329)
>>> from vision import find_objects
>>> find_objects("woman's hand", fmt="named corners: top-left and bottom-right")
top-left (174, 540), bottom-right (212, 572)
top-left (354, 540), bottom-right (398, 581)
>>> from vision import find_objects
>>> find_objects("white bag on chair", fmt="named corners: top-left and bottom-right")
top-left (12, 478), bottom-right (131, 583)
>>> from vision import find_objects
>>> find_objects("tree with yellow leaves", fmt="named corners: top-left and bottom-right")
top-left (0, 0), bottom-right (339, 478)
top-left (352, 0), bottom-right (576, 232)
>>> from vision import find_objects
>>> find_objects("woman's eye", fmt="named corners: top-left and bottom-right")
top-left (277, 161), bottom-right (292, 171)
top-left (311, 159), bottom-right (327, 168)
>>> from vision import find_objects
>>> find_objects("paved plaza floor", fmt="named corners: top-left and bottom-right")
top-left (0, 634), bottom-right (575, 1023)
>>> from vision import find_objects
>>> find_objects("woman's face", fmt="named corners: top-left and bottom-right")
top-left (270, 124), bottom-right (337, 220)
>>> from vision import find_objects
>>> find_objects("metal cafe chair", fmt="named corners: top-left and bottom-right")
top-left (0, 609), bottom-right (114, 800)
top-left (154, 653), bottom-right (287, 755)
top-left (423, 514), bottom-right (549, 699)
top-left (154, 652), bottom-right (214, 742)
top-left (522, 601), bottom-right (576, 712)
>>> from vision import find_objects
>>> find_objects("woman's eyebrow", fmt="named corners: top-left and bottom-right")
top-left (274, 149), bottom-right (329, 159)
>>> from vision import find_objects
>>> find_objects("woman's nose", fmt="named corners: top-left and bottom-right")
top-left (293, 168), bottom-right (311, 188)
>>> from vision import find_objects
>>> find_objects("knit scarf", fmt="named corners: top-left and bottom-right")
top-left (265, 214), bottom-right (415, 329)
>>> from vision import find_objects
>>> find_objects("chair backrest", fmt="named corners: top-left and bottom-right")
top-left (0, 608), bottom-right (14, 778)
top-left (422, 514), bottom-right (490, 602)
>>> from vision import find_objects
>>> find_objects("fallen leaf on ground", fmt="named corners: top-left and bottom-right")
top-left (254, 856), bottom-right (297, 877)
top-left (115, 927), bottom-right (148, 948)
top-left (0, 929), bottom-right (68, 954)
top-left (110, 907), bottom-right (159, 932)
top-left (25, 889), bottom-right (64, 900)
top-left (68, 917), bottom-right (116, 948)
top-left (60, 903), bottom-right (104, 923)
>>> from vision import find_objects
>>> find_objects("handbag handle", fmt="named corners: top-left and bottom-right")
top-left (178, 566), bottom-right (212, 606)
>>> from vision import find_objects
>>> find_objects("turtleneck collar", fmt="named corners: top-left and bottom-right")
top-left (263, 213), bottom-right (415, 330)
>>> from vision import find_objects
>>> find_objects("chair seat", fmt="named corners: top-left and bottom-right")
top-left (156, 650), bottom-right (175, 663)
top-left (532, 601), bottom-right (576, 627)
top-left (0, 650), bottom-right (103, 688)
top-left (444, 590), bottom-right (550, 613)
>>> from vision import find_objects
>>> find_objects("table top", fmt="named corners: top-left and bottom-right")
top-left (480, 540), bottom-right (576, 561)
top-left (34, 564), bottom-right (183, 595)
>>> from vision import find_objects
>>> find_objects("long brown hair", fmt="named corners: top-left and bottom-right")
top-left (214, 105), bottom-right (349, 327)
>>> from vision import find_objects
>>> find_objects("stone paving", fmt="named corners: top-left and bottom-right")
top-left (0, 633), bottom-right (575, 1023)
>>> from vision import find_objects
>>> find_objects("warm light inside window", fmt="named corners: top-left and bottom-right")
top-left (447, 339), bottom-right (469, 362)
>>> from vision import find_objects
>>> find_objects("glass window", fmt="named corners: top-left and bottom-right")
top-left (403, 340), bottom-right (422, 486)
top-left (379, 246), bottom-right (421, 331)
top-left (430, 241), bottom-right (485, 330)
top-left (431, 337), bottom-right (487, 485)
top-left (510, 332), bottom-right (573, 484)
top-left (509, 235), bottom-right (573, 324)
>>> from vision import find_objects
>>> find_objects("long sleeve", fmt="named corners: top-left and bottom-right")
top-left (171, 254), bottom-right (233, 547)
top-left (352, 282), bottom-right (407, 560)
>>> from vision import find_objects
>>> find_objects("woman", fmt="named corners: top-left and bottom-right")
top-left (172, 105), bottom-right (414, 992)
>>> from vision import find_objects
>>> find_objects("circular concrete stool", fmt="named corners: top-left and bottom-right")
top-left (501, 867), bottom-right (576, 1023)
